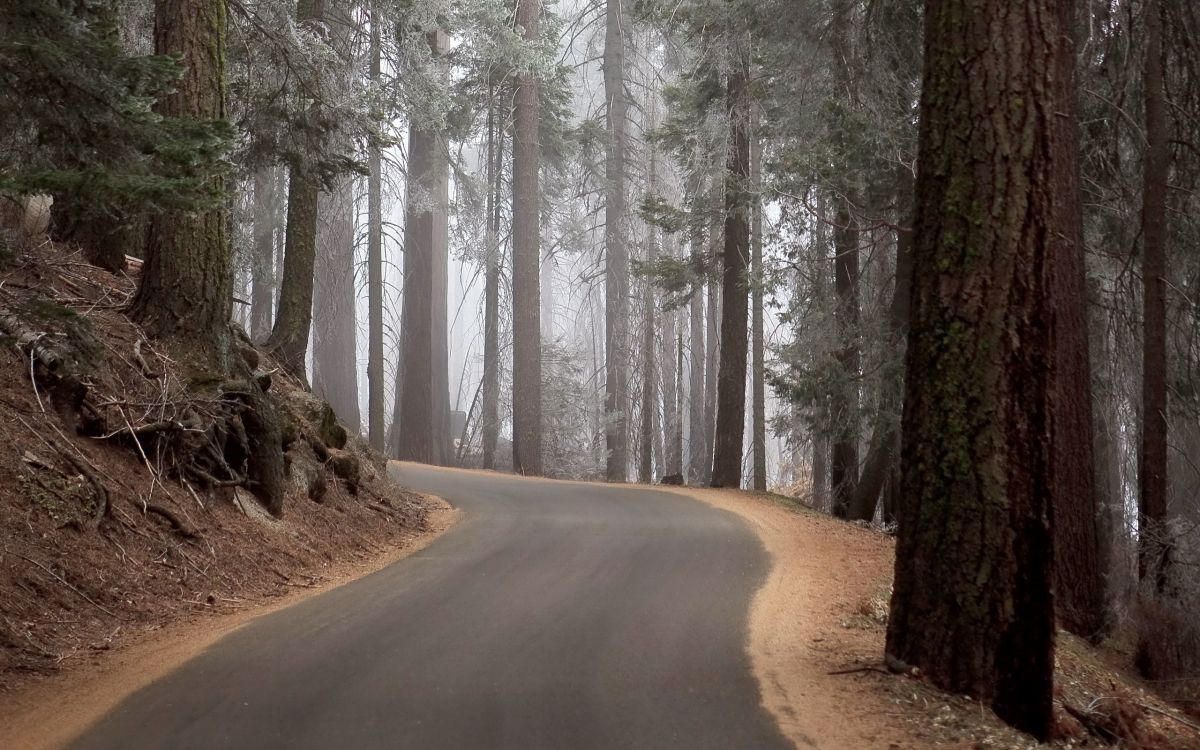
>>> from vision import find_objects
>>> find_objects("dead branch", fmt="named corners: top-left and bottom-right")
top-left (5, 548), bottom-right (118, 618)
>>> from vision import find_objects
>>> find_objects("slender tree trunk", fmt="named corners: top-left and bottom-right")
top-left (482, 90), bottom-right (504, 470)
top-left (265, 0), bottom-right (326, 383)
top-left (397, 31), bottom-right (452, 465)
top-left (250, 167), bottom-right (277, 343)
top-left (885, 1), bottom-right (1074, 738)
top-left (312, 177), bottom-right (361, 431)
top-left (511, 0), bottom-right (543, 475)
top-left (1139, 0), bottom-right (1170, 590)
top-left (131, 0), bottom-right (233, 366)
top-left (604, 0), bottom-right (630, 482)
top-left (704, 247), bottom-right (720, 482)
top-left (829, 200), bottom-right (860, 515)
top-left (367, 5), bottom-right (385, 451)
top-left (1050, 1), bottom-right (1105, 639)
top-left (268, 169), bottom-right (318, 382)
top-left (751, 124), bottom-right (767, 492)
top-left (663, 239), bottom-right (683, 477)
top-left (688, 232), bottom-right (707, 482)
top-left (711, 50), bottom-right (752, 489)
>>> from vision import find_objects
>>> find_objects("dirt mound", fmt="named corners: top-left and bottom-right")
top-left (0, 243), bottom-right (436, 696)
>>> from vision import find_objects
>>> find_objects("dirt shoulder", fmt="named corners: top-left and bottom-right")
top-left (0, 499), bottom-right (458, 750)
top-left (668, 486), bottom-right (1200, 750)
top-left (665, 486), bottom-right (914, 749)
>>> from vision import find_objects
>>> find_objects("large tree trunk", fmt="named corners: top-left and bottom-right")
top-left (131, 0), bottom-right (233, 366)
top-left (311, 176), bottom-right (360, 431)
top-left (481, 90), bottom-right (504, 470)
top-left (397, 31), bottom-right (452, 465)
top-left (603, 0), bottom-right (630, 482)
top-left (711, 54), bottom-right (752, 489)
top-left (511, 0), bottom-right (542, 475)
top-left (1138, 0), bottom-right (1170, 591)
top-left (367, 5), bottom-right (386, 451)
top-left (885, 0), bottom-right (1076, 738)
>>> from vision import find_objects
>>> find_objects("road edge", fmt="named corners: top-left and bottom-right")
top-left (0, 495), bottom-right (460, 750)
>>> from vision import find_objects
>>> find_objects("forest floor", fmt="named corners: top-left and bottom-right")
top-left (0, 241), bottom-right (453, 748)
top-left (670, 486), bottom-right (1200, 750)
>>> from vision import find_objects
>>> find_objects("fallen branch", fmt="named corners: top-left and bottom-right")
top-left (828, 665), bottom-right (891, 676)
top-left (143, 503), bottom-right (199, 539)
top-left (5, 548), bottom-right (118, 618)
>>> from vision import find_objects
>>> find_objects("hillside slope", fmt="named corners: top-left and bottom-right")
top-left (0, 243), bottom-right (438, 699)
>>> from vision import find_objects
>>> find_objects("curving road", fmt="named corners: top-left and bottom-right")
top-left (72, 463), bottom-right (792, 750)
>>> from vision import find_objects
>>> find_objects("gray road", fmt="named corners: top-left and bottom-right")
top-left (72, 464), bottom-right (792, 750)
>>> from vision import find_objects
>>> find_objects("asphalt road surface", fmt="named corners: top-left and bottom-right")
top-left (72, 464), bottom-right (792, 750)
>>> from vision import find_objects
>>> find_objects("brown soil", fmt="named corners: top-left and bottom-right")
top-left (0, 243), bottom-right (450, 746)
top-left (667, 486), bottom-right (1200, 750)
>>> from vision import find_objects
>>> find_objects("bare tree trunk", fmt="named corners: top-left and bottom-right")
top-left (397, 31), bottom-right (452, 466)
top-left (367, 5), bottom-right (385, 451)
top-left (1049, 0), bottom-right (1105, 639)
top-left (130, 0), bottom-right (233, 366)
top-left (704, 251), bottom-right (720, 482)
top-left (604, 0), bottom-right (630, 482)
top-left (250, 167), bottom-right (277, 343)
top-left (829, 199), bottom-right (859, 515)
top-left (511, 0), bottom-right (543, 475)
top-left (750, 123), bottom-right (767, 492)
top-left (481, 89), bottom-right (504, 470)
top-left (688, 232), bottom-right (706, 483)
top-left (663, 239), bottom-right (683, 477)
top-left (885, 0), bottom-right (1074, 737)
top-left (711, 48), bottom-right (752, 489)
top-left (312, 177), bottom-right (361, 431)
top-left (1139, 0), bottom-right (1170, 591)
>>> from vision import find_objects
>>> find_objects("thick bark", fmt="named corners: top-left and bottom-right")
top-left (367, 5), bottom-right (385, 451)
top-left (396, 31), bottom-right (452, 465)
top-left (131, 0), bottom-right (233, 366)
top-left (751, 126), bottom-right (767, 492)
top-left (885, 1), bottom-right (1073, 739)
top-left (511, 0), bottom-right (542, 475)
top-left (481, 92), bottom-right (504, 470)
top-left (604, 0), bottom-right (630, 482)
top-left (711, 57), bottom-right (752, 489)
top-left (250, 167), bottom-right (277, 343)
top-left (1139, 0), bottom-right (1170, 590)
top-left (311, 176), bottom-right (360, 431)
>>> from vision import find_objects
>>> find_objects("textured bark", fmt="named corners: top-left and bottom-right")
top-left (511, 0), bottom-right (542, 475)
top-left (311, 176), bottom-right (360, 432)
top-left (366, 5), bottom-right (385, 451)
top-left (250, 167), bottom-right (277, 343)
top-left (130, 0), bottom-right (232, 366)
top-left (481, 93), bottom-right (504, 470)
top-left (751, 127), bottom-right (767, 492)
top-left (1138, 0), bottom-right (1170, 590)
top-left (397, 31), bottom-right (452, 466)
top-left (885, 1), bottom-right (1072, 739)
top-left (268, 169), bottom-right (318, 382)
top-left (1050, 2), bottom-right (1105, 639)
top-left (711, 57), bottom-right (752, 489)
top-left (604, 0), bottom-right (630, 482)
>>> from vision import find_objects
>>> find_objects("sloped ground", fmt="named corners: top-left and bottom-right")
top-left (672, 486), bottom-right (1200, 750)
top-left (0, 243), bottom-right (440, 710)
